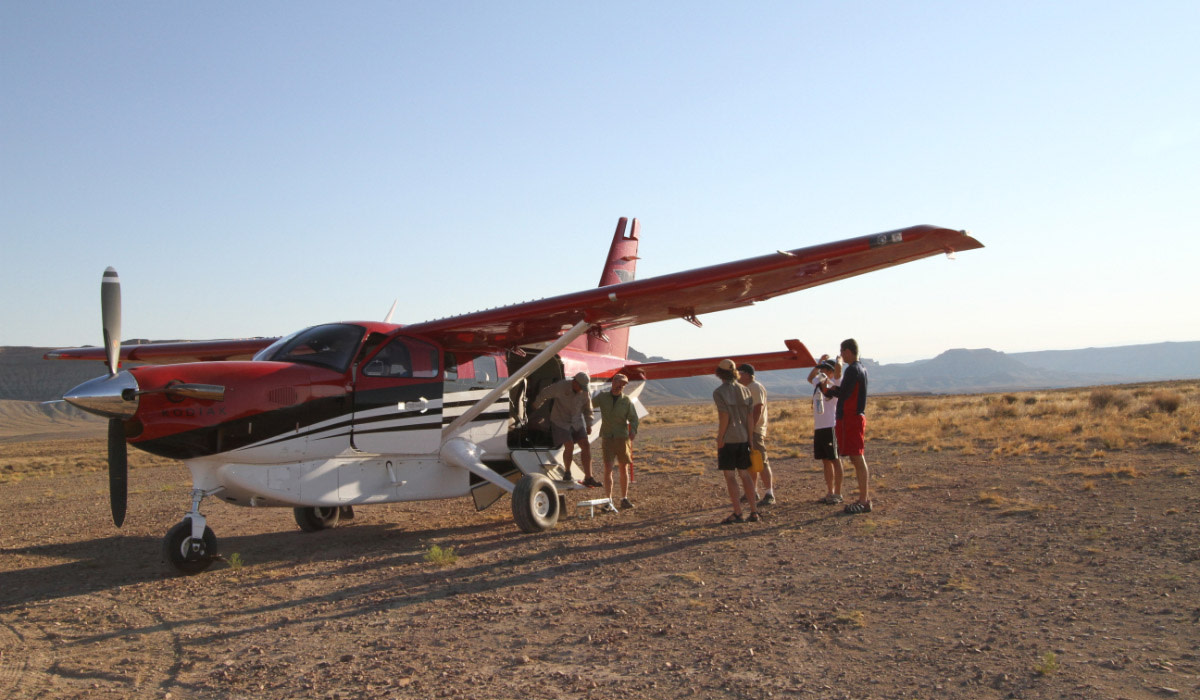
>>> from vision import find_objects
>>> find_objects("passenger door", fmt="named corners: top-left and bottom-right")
top-left (351, 335), bottom-right (444, 454)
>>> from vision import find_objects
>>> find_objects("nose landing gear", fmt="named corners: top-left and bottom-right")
top-left (163, 487), bottom-right (221, 575)
top-left (164, 517), bottom-right (218, 575)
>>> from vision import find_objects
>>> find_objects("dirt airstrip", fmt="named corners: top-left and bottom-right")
top-left (1, 395), bottom-right (1198, 700)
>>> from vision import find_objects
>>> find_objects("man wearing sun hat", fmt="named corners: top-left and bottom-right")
top-left (532, 371), bottom-right (600, 487)
top-left (713, 358), bottom-right (759, 523)
top-left (593, 373), bottom-right (639, 512)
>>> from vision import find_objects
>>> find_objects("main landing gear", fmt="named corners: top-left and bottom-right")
top-left (293, 505), bottom-right (355, 532)
top-left (512, 473), bottom-right (560, 532)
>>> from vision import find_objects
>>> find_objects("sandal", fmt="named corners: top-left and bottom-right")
top-left (844, 501), bottom-right (872, 515)
top-left (746, 512), bottom-right (761, 522)
top-left (820, 494), bottom-right (843, 505)
top-left (721, 513), bottom-right (745, 524)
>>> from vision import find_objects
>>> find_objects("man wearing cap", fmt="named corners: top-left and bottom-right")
top-left (714, 358), bottom-right (759, 523)
top-left (737, 362), bottom-right (775, 506)
top-left (593, 373), bottom-right (639, 512)
top-left (532, 371), bottom-right (600, 487)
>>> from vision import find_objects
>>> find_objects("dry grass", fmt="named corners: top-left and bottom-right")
top-left (764, 380), bottom-right (1199, 460)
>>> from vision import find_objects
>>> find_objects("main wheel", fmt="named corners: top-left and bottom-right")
top-left (512, 473), bottom-right (559, 533)
top-left (163, 518), bottom-right (218, 576)
top-left (294, 506), bottom-right (341, 532)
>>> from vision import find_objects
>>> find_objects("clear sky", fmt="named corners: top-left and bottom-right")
top-left (3, 2), bottom-right (1197, 364)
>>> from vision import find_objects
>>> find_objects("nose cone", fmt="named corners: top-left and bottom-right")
top-left (63, 371), bottom-right (140, 419)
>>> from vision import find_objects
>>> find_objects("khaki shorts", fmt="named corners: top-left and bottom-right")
top-left (750, 431), bottom-right (770, 467)
top-left (601, 436), bottom-right (632, 465)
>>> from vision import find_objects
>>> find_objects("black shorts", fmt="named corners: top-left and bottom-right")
top-left (717, 442), bottom-right (751, 471)
top-left (813, 427), bottom-right (838, 461)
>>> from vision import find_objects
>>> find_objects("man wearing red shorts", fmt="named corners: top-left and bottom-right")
top-left (831, 338), bottom-right (871, 514)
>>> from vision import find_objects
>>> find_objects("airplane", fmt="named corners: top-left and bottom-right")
top-left (48, 218), bottom-right (983, 574)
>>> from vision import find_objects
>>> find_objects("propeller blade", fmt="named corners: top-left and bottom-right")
top-left (108, 418), bottom-right (128, 527)
top-left (101, 267), bottom-right (122, 376)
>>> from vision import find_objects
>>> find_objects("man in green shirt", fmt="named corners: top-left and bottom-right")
top-left (593, 373), bottom-right (639, 511)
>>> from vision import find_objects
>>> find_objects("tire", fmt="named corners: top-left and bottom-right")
top-left (294, 506), bottom-right (341, 532)
top-left (512, 473), bottom-right (559, 533)
top-left (163, 518), bottom-right (218, 576)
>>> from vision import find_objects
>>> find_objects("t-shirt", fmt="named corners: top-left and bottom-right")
top-left (834, 361), bottom-right (867, 419)
top-left (811, 374), bottom-right (840, 430)
top-left (746, 379), bottom-right (768, 434)
top-left (713, 380), bottom-right (752, 444)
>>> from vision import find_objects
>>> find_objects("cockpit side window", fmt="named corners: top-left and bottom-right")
top-left (362, 336), bottom-right (441, 379)
top-left (256, 324), bottom-right (366, 373)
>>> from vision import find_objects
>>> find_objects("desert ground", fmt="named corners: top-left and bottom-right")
top-left (1, 383), bottom-right (1198, 699)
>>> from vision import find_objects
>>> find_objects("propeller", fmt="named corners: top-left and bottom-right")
top-left (101, 267), bottom-right (121, 377)
top-left (101, 267), bottom-right (127, 526)
top-left (108, 417), bottom-right (127, 527)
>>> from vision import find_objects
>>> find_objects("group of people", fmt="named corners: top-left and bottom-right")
top-left (530, 337), bottom-right (872, 522)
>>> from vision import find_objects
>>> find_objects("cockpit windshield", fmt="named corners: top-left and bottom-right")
top-left (252, 324), bottom-right (365, 372)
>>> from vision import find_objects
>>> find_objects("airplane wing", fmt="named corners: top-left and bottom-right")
top-left (44, 338), bottom-right (275, 364)
top-left (619, 340), bottom-right (816, 380)
top-left (410, 225), bottom-right (982, 352)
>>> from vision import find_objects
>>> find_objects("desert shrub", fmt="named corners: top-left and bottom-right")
top-left (988, 403), bottom-right (1017, 420)
top-left (1024, 396), bottom-right (1038, 405)
top-left (1150, 391), bottom-right (1182, 414)
top-left (1003, 394), bottom-right (1018, 405)
top-left (1089, 388), bottom-right (1129, 411)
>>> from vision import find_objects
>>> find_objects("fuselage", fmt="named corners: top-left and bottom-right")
top-left (67, 320), bottom-right (635, 510)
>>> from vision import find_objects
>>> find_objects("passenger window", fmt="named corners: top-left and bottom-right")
top-left (472, 355), bottom-right (497, 384)
top-left (445, 353), bottom-right (458, 380)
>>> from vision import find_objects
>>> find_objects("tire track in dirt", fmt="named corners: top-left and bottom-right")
top-left (8, 589), bottom-right (185, 697)
top-left (0, 621), bottom-right (51, 699)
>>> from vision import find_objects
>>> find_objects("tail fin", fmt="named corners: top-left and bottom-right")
top-left (569, 217), bottom-right (640, 358)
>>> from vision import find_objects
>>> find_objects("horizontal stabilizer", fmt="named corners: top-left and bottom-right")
top-left (618, 340), bottom-right (816, 381)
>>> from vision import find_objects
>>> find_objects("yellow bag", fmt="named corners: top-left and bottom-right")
top-left (749, 449), bottom-right (764, 473)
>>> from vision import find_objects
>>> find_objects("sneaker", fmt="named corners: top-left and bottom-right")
top-left (601, 502), bottom-right (619, 514)
top-left (582, 476), bottom-right (603, 488)
top-left (757, 493), bottom-right (776, 506)
top-left (561, 471), bottom-right (575, 483)
top-left (620, 497), bottom-right (634, 510)
top-left (720, 513), bottom-right (745, 524)
top-left (746, 512), bottom-right (761, 522)
top-left (843, 501), bottom-right (872, 515)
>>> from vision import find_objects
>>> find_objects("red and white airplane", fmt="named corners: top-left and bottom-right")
top-left (49, 218), bottom-right (982, 574)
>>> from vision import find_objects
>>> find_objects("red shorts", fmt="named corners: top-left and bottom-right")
top-left (836, 414), bottom-right (866, 456)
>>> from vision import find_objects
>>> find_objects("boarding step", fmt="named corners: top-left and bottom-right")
top-left (510, 447), bottom-right (582, 484)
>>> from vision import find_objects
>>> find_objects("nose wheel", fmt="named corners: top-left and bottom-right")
top-left (163, 517), bottom-right (218, 575)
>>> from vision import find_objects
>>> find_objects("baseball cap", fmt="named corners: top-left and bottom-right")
top-left (717, 359), bottom-right (737, 372)
top-left (817, 359), bottom-right (837, 371)
top-left (574, 372), bottom-right (591, 389)
top-left (737, 363), bottom-right (755, 375)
